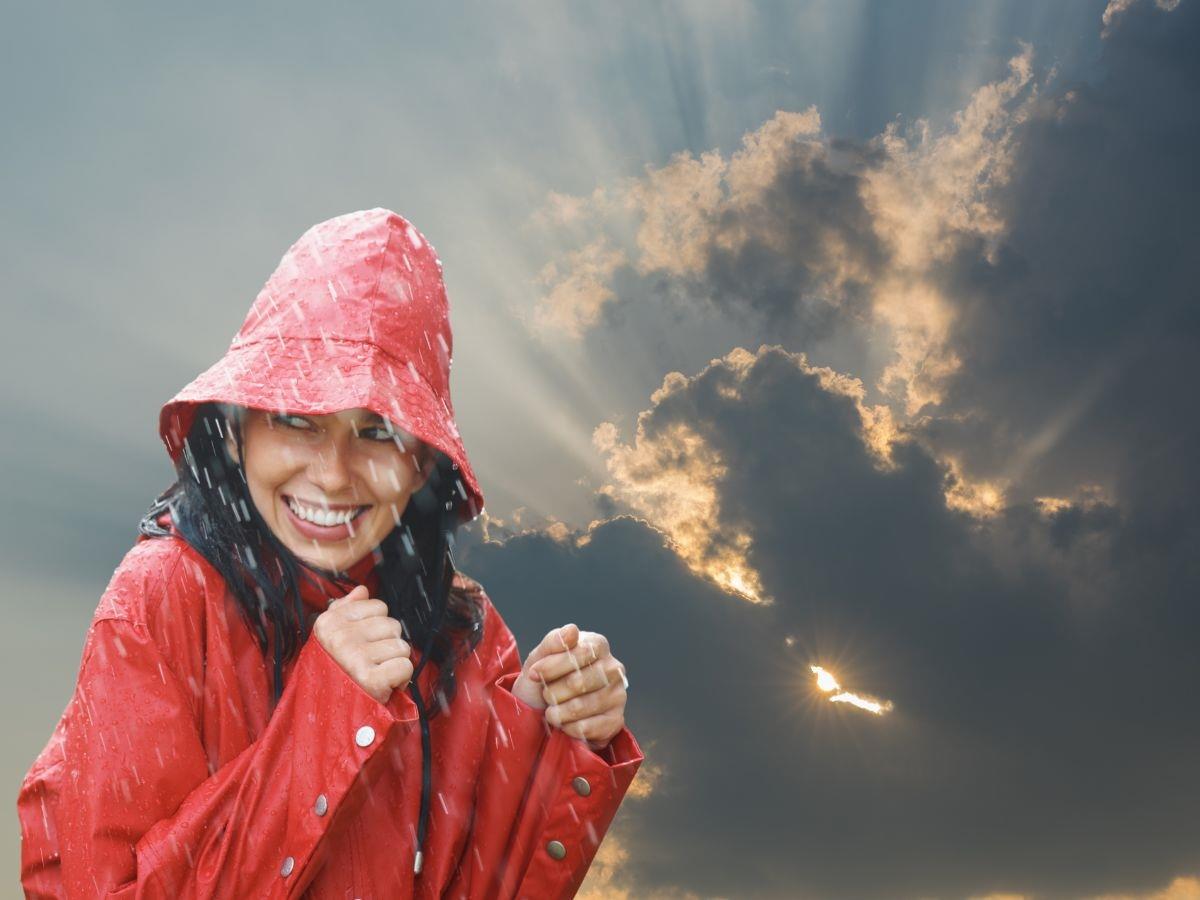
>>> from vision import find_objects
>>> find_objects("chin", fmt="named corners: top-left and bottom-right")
top-left (309, 542), bottom-right (359, 569)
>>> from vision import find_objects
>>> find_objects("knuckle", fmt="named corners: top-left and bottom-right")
top-left (568, 695), bottom-right (589, 718)
top-left (324, 628), bottom-right (345, 654)
top-left (350, 600), bottom-right (380, 620)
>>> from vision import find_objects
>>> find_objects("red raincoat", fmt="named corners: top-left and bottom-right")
top-left (17, 209), bottom-right (645, 897)
top-left (18, 515), bottom-right (643, 898)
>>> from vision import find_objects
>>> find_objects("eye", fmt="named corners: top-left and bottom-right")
top-left (271, 413), bottom-right (312, 430)
top-left (359, 426), bottom-right (397, 442)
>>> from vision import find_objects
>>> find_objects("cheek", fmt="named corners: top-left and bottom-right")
top-left (366, 454), bottom-right (414, 497)
top-left (242, 439), bottom-right (302, 503)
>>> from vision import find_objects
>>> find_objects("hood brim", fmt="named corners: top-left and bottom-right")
top-left (159, 335), bottom-right (485, 527)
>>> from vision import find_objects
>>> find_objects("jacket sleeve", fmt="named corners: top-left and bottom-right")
top-left (17, 611), bottom-right (417, 899)
top-left (450, 596), bottom-right (645, 899)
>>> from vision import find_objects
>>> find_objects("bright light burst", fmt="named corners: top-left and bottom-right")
top-left (810, 665), bottom-right (841, 693)
top-left (809, 665), bottom-right (894, 716)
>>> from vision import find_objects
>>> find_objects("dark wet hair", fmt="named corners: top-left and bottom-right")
top-left (138, 401), bottom-right (484, 713)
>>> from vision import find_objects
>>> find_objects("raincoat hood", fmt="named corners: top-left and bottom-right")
top-left (159, 207), bottom-right (484, 525)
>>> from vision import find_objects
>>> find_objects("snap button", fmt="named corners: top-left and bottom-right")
top-left (314, 794), bottom-right (328, 816)
top-left (571, 776), bottom-right (591, 796)
top-left (545, 840), bottom-right (567, 860)
top-left (355, 725), bottom-right (376, 747)
top-left (280, 856), bottom-right (295, 877)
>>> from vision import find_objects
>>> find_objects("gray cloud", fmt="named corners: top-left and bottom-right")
top-left (460, 340), bottom-right (1199, 898)
top-left (915, 0), bottom-right (1200, 515)
top-left (463, 14), bottom-right (1200, 888)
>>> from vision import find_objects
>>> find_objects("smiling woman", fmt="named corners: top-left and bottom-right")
top-left (18, 208), bottom-right (643, 899)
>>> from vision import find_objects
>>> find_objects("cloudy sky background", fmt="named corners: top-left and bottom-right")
top-left (3, 1), bottom-right (1198, 896)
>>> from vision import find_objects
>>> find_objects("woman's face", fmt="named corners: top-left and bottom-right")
top-left (226, 407), bottom-right (433, 572)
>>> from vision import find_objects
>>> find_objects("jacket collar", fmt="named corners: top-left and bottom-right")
top-left (295, 549), bottom-right (382, 614)
top-left (154, 510), bottom-right (382, 613)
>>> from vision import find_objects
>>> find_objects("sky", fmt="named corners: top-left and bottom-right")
top-left (2, 1), bottom-right (1198, 896)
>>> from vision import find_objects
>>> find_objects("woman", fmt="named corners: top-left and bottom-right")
top-left (18, 208), bottom-right (644, 898)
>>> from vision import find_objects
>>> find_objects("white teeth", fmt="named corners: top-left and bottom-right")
top-left (286, 498), bottom-right (363, 527)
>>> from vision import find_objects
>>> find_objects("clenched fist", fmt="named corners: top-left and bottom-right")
top-left (313, 585), bottom-right (413, 704)
top-left (511, 624), bottom-right (628, 751)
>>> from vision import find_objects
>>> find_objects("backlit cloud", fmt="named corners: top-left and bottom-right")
top-left (591, 345), bottom-right (902, 604)
top-left (531, 47), bottom-right (1040, 417)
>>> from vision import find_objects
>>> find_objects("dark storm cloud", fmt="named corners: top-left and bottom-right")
top-left (459, 343), bottom-right (1200, 899)
top-left (916, 0), bottom-right (1200, 520)
top-left (480, 12), bottom-right (1200, 893)
top-left (699, 137), bottom-right (886, 335)
top-left (492, 3), bottom-right (1195, 897)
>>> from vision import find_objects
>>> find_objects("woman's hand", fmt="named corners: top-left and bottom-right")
top-left (511, 624), bottom-right (628, 751)
top-left (313, 585), bottom-right (414, 704)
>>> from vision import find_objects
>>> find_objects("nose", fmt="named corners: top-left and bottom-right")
top-left (307, 434), bottom-right (354, 497)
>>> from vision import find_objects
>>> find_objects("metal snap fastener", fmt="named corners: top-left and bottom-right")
top-left (545, 840), bottom-right (567, 860)
top-left (314, 794), bottom-right (328, 816)
top-left (280, 856), bottom-right (295, 877)
top-left (571, 776), bottom-right (591, 796)
top-left (355, 725), bottom-right (376, 747)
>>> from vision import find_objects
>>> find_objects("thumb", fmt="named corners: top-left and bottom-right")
top-left (329, 584), bottom-right (370, 609)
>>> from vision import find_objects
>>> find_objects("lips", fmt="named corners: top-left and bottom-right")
top-left (280, 495), bottom-right (371, 542)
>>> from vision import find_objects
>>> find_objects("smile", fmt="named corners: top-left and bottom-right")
top-left (282, 495), bottom-right (371, 540)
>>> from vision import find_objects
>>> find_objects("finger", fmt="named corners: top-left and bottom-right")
top-left (362, 637), bottom-right (412, 664)
top-left (376, 655), bottom-right (415, 691)
top-left (328, 584), bottom-right (370, 609)
top-left (544, 680), bottom-right (623, 727)
top-left (523, 624), bottom-right (580, 675)
top-left (540, 660), bottom-right (618, 705)
top-left (337, 597), bottom-right (389, 622)
top-left (353, 617), bottom-right (405, 643)
top-left (531, 633), bottom-right (609, 684)
top-left (552, 711), bottom-right (623, 746)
